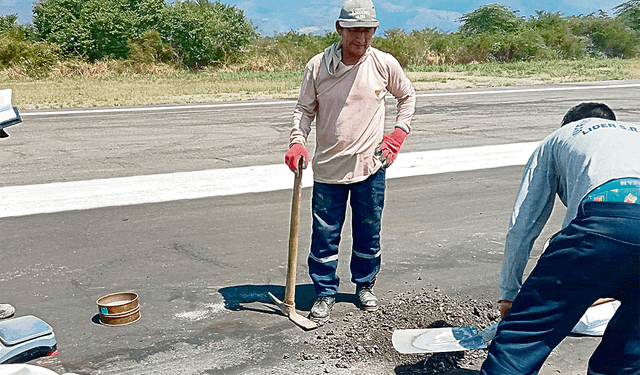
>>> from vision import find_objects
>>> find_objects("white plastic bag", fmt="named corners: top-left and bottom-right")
top-left (0, 364), bottom-right (78, 375)
top-left (571, 300), bottom-right (621, 336)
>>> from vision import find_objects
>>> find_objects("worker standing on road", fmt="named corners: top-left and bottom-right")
top-left (284, 0), bottom-right (415, 322)
top-left (481, 103), bottom-right (640, 374)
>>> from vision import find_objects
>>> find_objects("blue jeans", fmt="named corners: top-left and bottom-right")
top-left (308, 168), bottom-right (385, 297)
top-left (481, 202), bottom-right (640, 375)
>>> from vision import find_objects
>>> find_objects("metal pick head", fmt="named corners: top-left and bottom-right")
top-left (268, 292), bottom-right (318, 330)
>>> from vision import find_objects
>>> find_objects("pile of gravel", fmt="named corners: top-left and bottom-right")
top-left (301, 288), bottom-right (501, 374)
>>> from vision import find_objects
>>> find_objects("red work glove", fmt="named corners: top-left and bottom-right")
top-left (375, 127), bottom-right (407, 168)
top-left (284, 142), bottom-right (309, 173)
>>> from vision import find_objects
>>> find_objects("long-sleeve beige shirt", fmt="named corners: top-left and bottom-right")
top-left (290, 42), bottom-right (416, 184)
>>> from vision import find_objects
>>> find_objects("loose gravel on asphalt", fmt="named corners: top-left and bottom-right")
top-left (294, 288), bottom-right (501, 374)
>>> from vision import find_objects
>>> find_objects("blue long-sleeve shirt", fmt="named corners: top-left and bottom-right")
top-left (500, 117), bottom-right (640, 301)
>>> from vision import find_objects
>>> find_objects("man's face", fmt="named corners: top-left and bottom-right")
top-left (337, 25), bottom-right (376, 60)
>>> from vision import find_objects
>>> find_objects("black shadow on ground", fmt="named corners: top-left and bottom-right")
top-left (218, 284), bottom-right (353, 314)
top-left (91, 314), bottom-right (101, 325)
top-left (395, 354), bottom-right (481, 375)
top-left (396, 362), bottom-right (480, 375)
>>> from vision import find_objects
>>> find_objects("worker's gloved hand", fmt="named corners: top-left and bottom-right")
top-left (285, 143), bottom-right (309, 173)
top-left (375, 127), bottom-right (407, 168)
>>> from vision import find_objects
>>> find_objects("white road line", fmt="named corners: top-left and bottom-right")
top-left (415, 82), bottom-right (640, 98)
top-left (20, 101), bottom-right (297, 117)
top-left (19, 82), bottom-right (640, 117)
top-left (0, 142), bottom-right (539, 218)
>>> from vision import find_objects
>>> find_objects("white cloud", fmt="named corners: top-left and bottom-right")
top-left (377, 1), bottom-right (407, 13)
top-left (298, 26), bottom-right (322, 34)
top-left (251, 17), bottom-right (289, 35)
top-left (294, 4), bottom-right (341, 34)
top-left (404, 8), bottom-right (463, 33)
top-left (234, 1), bottom-right (259, 20)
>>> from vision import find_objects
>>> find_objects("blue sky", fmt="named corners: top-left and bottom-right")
top-left (1, 0), bottom-right (627, 35)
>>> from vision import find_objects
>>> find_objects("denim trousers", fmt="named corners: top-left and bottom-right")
top-left (308, 168), bottom-right (385, 297)
top-left (481, 202), bottom-right (640, 375)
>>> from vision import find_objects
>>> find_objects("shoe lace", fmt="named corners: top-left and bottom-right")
top-left (317, 296), bottom-right (334, 306)
top-left (358, 288), bottom-right (376, 302)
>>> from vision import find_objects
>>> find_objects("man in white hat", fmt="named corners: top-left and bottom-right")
top-left (284, 0), bottom-right (416, 322)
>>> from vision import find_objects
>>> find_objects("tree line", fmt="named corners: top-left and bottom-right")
top-left (1, 0), bottom-right (640, 77)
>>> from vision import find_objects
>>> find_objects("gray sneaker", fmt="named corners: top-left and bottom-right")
top-left (356, 284), bottom-right (378, 311)
top-left (0, 303), bottom-right (15, 319)
top-left (309, 296), bottom-right (335, 322)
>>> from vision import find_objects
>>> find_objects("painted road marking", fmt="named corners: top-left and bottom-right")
top-left (415, 82), bottom-right (640, 98)
top-left (20, 101), bottom-right (296, 117)
top-left (19, 82), bottom-right (640, 117)
top-left (0, 142), bottom-right (538, 218)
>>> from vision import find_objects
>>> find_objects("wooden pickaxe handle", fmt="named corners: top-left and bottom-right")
top-left (284, 158), bottom-right (304, 306)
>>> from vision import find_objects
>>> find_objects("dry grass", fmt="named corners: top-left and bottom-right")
top-left (626, 58), bottom-right (640, 76)
top-left (2, 58), bottom-right (639, 109)
top-left (0, 60), bottom-right (179, 80)
top-left (50, 60), bottom-right (178, 77)
top-left (3, 65), bottom-right (302, 109)
top-left (406, 58), bottom-right (640, 90)
top-left (7, 78), bottom-right (300, 109)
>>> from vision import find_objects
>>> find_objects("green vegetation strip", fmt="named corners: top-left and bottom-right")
top-left (407, 58), bottom-right (638, 78)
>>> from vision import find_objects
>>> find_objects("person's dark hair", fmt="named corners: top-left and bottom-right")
top-left (560, 102), bottom-right (616, 126)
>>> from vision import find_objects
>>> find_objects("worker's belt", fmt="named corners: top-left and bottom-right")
top-left (584, 178), bottom-right (640, 204)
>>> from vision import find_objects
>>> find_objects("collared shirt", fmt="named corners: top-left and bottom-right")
top-left (290, 42), bottom-right (416, 184)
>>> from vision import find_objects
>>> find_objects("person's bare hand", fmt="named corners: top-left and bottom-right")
top-left (500, 300), bottom-right (512, 319)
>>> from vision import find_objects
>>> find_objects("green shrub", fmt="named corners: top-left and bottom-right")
top-left (0, 14), bottom-right (38, 41)
top-left (373, 28), bottom-right (445, 66)
top-left (614, 1), bottom-right (640, 14)
top-left (225, 31), bottom-right (339, 71)
top-left (0, 30), bottom-right (60, 78)
top-left (8, 1), bottom-right (640, 74)
top-left (161, 0), bottom-right (258, 69)
top-left (459, 4), bottom-right (524, 34)
top-left (127, 29), bottom-right (176, 65)
top-left (423, 32), bottom-right (497, 64)
top-left (33, 0), bottom-right (167, 61)
top-left (128, 0), bottom-right (167, 35)
top-left (464, 33), bottom-right (502, 63)
top-left (527, 11), bottom-right (586, 59)
top-left (0, 14), bottom-right (19, 33)
top-left (486, 29), bottom-right (546, 62)
top-left (616, 3), bottom-right (640, 32)
top-left (569, 15), bottom-right (640, 58)
top-left (271, 30), bottom-right (340, 56)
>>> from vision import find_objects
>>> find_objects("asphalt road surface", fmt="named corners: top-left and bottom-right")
top-left (1, 80), bottom-right (639, 374)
